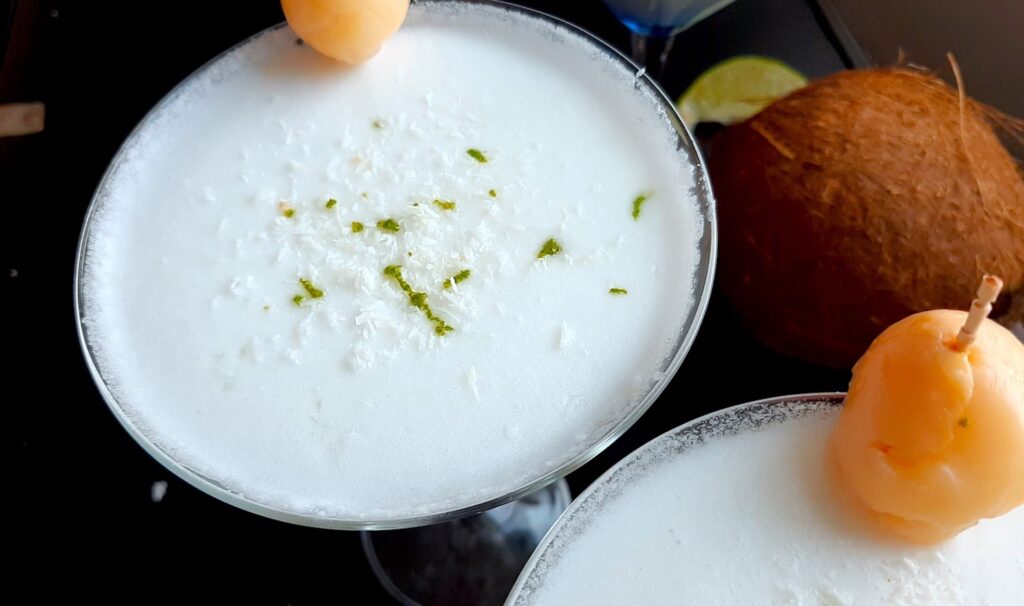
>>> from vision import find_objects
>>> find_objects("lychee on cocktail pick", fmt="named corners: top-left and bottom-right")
top-left (954, 275), bottom-right (1003, 350)
top-left (831, 273), bottom-right (1024, 544)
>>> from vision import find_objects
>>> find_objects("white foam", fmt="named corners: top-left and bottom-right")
top-left (513, 401), bottom-right (1024, 605)
top-left (79, 2), bottom-right (702, 519)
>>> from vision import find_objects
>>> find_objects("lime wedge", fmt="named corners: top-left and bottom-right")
top-left (676, 56), bottom-right (808, 128)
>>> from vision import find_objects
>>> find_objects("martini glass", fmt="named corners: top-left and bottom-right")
top-left (603, 0), bottom-right (738, 74)
top-left (506, 394), bottom-right (846, 605)
top-left (73, 1), bottom-right (716, 604)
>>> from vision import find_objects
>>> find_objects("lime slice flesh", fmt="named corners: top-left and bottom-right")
top-left (676, 56), bottom-right (808, 128)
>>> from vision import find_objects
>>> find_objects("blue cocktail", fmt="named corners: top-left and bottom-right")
top-left (603, 0), bottom-right (738, 71)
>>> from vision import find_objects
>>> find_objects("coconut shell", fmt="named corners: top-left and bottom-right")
top-left (711, 67), bottom-right (1024, 368)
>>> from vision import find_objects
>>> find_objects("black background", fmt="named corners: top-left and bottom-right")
top-left (5, 0), bottom-right (850, 601)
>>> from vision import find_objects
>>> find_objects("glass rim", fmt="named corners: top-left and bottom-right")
top-left (505, 392), bottom-right (847, 605)
top-left (72, 0), bottom-right (719, 531)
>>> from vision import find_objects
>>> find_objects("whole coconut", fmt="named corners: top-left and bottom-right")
top-left (711, 67), bottom-right (1024, 367)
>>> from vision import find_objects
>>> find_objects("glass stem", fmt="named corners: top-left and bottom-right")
top-left (630, 31), bottom-right (649, 68)
top-left (630, 32), bottom-right (677, 78)
top-left (362, 479), bottom-right (573, 606)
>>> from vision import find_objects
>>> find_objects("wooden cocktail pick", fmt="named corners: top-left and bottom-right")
top-left (955, 275), bottom-right (1004, 349)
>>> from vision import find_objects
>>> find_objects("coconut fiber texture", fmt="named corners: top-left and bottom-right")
top-left (711, 68), bottom-right (1024, 368)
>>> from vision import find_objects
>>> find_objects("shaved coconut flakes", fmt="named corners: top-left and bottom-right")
top-left (227, 91), bottom-right (583, 377)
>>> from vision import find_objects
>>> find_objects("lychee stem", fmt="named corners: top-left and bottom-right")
top-left (955, 275), bottom-right (1004, 349)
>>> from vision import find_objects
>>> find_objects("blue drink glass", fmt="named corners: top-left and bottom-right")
top-left (603, 0), bottom-right (738, 72)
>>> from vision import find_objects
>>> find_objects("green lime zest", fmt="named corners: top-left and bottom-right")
top-left (377, 218), bottom-right (401, 233)
top-left (299, 278), bottom-right (324, 299)
top-left (326, 198), bottom-right (337, 209)
top-left (443, 269), bottom-right (472, 289)
top-left (372, 118), bottom-right (384, 130)
top-left (467, 148), bottom-right (488, 163)
top-left (351, 221), bottom-right (365, 233)
top-left (537, 238), bottom-right (563, 259)
top-left (488, 189), bottom-right (497, 198)
top-left (632, 193), bottom-right (649, 221)
top-left (383, 265), bottom-right (454, 336)
top-left (433, 199), bottom-right (457, 211)
top-left (609, 288), bottom-right (628, 295)
top-left (292, 294), bottom-right (304, 306)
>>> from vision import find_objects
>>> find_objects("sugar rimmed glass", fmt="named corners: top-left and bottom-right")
top-left (74, 0), bottom-right (716, 533)
top-left (506, 393), bottom-right (845, 605)
top-left (74, 1), bottom-right (716, 603)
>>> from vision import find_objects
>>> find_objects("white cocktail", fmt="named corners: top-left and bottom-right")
top-left (78, 0), bottom-right (710, 526)
top-left (76, 1), bottom-right (714, 601)
top-left (508, 394), bottom-right (1024, 604)
top-left (77, 0), bottom-right (712, 601)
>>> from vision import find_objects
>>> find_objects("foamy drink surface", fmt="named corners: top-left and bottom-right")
top-left (79, 2), bottom-right (703, 520)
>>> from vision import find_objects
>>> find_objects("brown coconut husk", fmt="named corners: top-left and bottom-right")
top-left (711, 66), bottom-right (1024, 368)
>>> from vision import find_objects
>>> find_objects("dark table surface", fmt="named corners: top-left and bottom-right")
top-left (5, 0), bottom-right (850, 600)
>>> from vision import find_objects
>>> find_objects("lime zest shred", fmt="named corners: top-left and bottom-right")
top-left (292, 294), bottom-right (304, 306)
top-left (377, 218), bottom-right (401, 233)
top-left (433, 199), bottom-right (457, 211)
top-left (326, 198), bottom-right (337, 209)
top-left (372, 118), bottom-right (384, 130)
top-left (383, 265), bottom-right (454, 336)
top-left (467, 148), bottom-right (488, 163)
top-left (632, 193), bottom-right (649, 221)
top-left (443, 269), bottom-right (472, 289)
top-left (279, 201), bottom-right (295, 218)
top-left (537, 238), bottom-right (563, 259)
top-left (351, 221), bottom-right (365, 233)
top-left (299, 278), bottom-right (325, 299)
top-left (488, 189), bottom-right (498, 198)
top-left (609, 288), bottom-right (628, 295)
